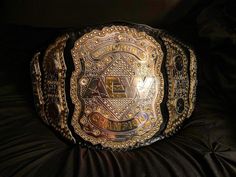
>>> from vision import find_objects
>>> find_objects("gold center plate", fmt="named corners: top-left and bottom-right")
top-left (70, 26), bottom-right (164, 149)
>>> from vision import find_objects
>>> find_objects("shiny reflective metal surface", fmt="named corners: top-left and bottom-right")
top-left (71, 26), bottom-right (164, 148)
top-left (31, 23), bottom-right (197, 150)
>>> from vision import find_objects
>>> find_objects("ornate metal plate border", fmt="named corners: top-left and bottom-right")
top-left (70, 25), bottom-right (164, 149)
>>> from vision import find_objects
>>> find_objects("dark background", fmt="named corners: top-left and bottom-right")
top-left (0, 0), bottom-right (236, 177)
top-left (1, 0), bottom-right (207, 27)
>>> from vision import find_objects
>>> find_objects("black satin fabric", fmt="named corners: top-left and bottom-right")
top-left (1, 0), bottom-right (236, 177)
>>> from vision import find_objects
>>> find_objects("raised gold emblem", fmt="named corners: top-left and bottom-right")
top-left (70, 26), bottom-right (164, 149)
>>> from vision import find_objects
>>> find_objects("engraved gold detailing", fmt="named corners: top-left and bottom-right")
top-left (41, 35), bottom-right (74, 141)
top-left (70, 26), bottom-right (164, 149)
top-left (163, 37), bottom-right (190, 134)
top-left (187, 49), bottom-right (197, 117)
top-left (31, 24), bottom-right (197, 149)
top-left (31, 52), bottom-right (48, 124)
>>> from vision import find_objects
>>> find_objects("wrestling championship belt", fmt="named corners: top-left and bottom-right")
top-left (30, 22), bottom-right (197, 150)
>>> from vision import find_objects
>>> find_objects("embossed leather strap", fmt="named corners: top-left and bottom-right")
top-left (31, 23), bottom-right (197, 150)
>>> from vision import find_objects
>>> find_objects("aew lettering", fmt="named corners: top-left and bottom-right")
top-left (83, 76), bottom-right (154, 99)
